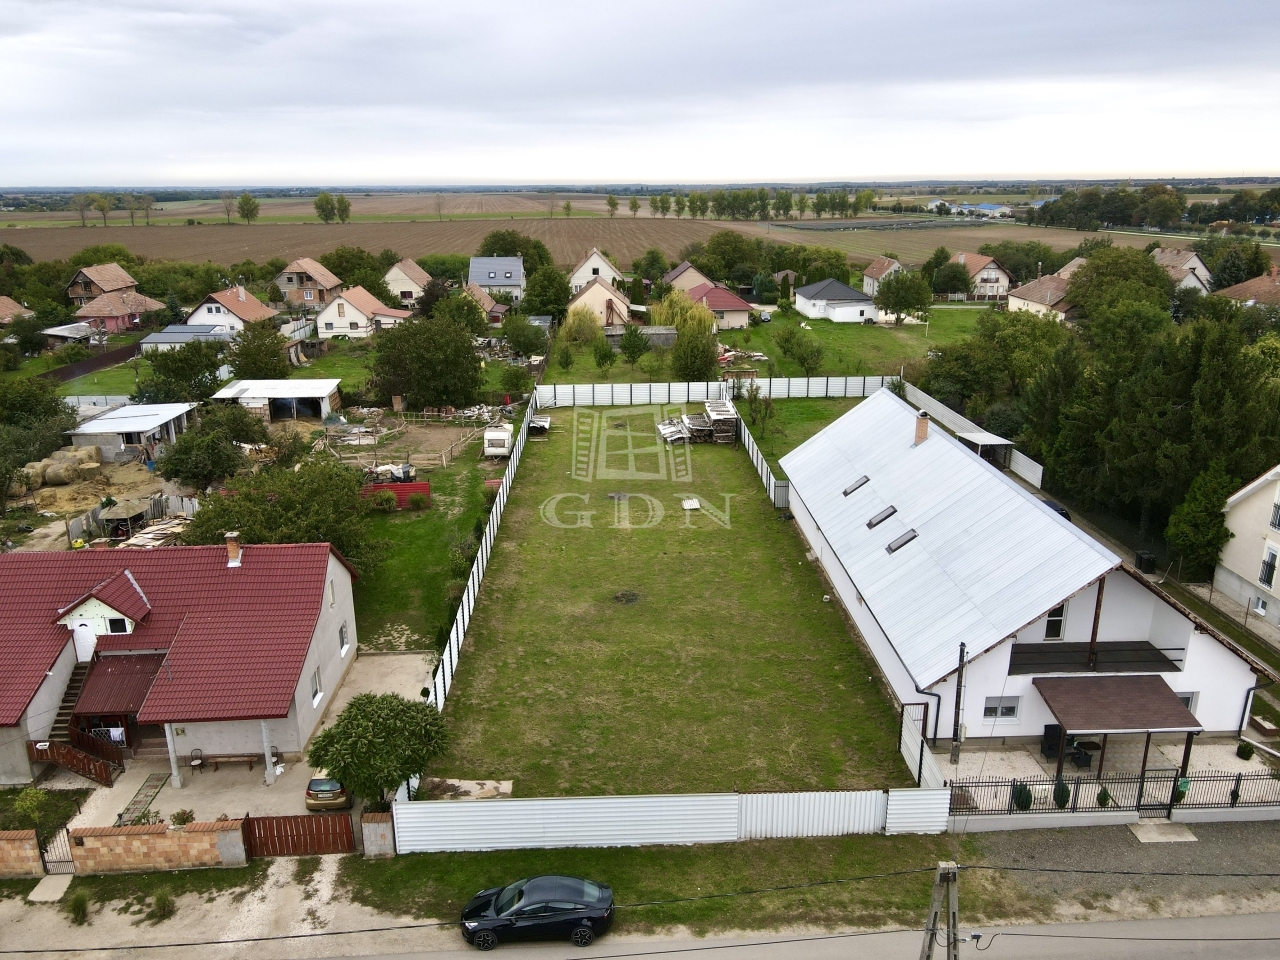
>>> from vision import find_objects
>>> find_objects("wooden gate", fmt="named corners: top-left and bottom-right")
top-left (243, 814), bottom-right (355, 857)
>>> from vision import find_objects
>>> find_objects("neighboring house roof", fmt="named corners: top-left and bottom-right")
top-left (1225, 463), bottom-right (1280, 509)
top-left (795, 278), bottom-right (873, 303)
top-left (0, 295), bottom-right (33, 323)
top-left (949, 252), bottom-right (1009, 279)
top-left (69, 263), bottom-right (137, 294)
top-left (71, 403), bottom-right (195, 438)
top-left (388, 258), bottom-right (432, 289)
top-left (686, 282), bottom-right (751, 312)
top-left (1055, 257), bottom-right (1088, 279)
top-left (72, 653), bottom-right (167, 717)
top-left (778, 389), bottom-right (1120, 690)
top-left (1151, 248), bottom-right (1202, 271)
top-left (281, 257), bottom-right (342, 289)
top-left (75, 291), bottom-right (165, 319)
top-left (662, 261), bottom-right (709, 285)
top-left (773, 269), bottom-right (797, 283)
top-left (337, 286), bottom-right (412, 320)
top-left (469, 257), bottom-right (524, 286)
top-left (1216, 269), bottom-right (1280, 307)
top-left (570, 248), bottom-right (620, 279)
top-left (213, 379), bottom-right (340, 400)
top-left (0, 544), bottom-right (355, 727)
top-left (463, 282), bottom-right (498, 313)
top-left (41, 322), bottom-right (93, 340)
top-left (199, 287), bottom-right (279, 323)
top-left (863, 256), bottom-right (901, 281)
top-left (1166, 267), bottom-right (1209, 292)
top-left (141, 324), bottom-right (232, 347)
top-left (567, 277), bottom-right (632, 309)
top-left (1009, 275), bottom-right (1069, 309)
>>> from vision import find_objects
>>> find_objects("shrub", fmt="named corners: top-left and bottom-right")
top-left (483, 485), bottom-right (499, 510)
top-left (147, 889), bottom-right (177, 922)
top-left (1238, 741), bottom-right (1255, 761)
top-left (369, 489), bottom-right (398, 512)
top-left (407, 492), bottom-right (428, 511)
top-left (67, 890), bottom-right (90, 925)
top-left (169, 808), bottom-right (195, 826)
top-left (1011, 781), bottom-right (1033, 811)
top-left (446, 579), bottom-right (466, 603)
top-left (447, 533), bottom-right (477, 579)
top-left (1096, 786), bottom-right (1111, 808)
top-left (1053, 778), bottom-right (1070, 810)
top-left (1172, 782), bottom-right (1187, 804)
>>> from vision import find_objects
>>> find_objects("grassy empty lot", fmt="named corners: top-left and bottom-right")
top-left (748, 397), bottom-right (862, 476)
top-left (426, 406), bottom-right (910, 796)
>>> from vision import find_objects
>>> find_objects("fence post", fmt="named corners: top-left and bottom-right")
top-left (1007, 780), bottom-right (1016, 815)
top-left (1071, 776), bottom-right (1080, 812)
top-left (1232, 772), bottom-right (1243, 807)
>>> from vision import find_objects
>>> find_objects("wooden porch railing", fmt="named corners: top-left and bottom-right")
top-left (28, 740), bottom-right (117, 787)
top-left (69, 727), bottom-right (126, 767)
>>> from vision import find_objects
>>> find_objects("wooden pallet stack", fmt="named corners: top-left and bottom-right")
top-left (704, 400), bottom-right (739, 444)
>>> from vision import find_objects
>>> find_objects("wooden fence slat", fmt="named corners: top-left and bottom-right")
top-left (244, 814), bottom-right (354, 857)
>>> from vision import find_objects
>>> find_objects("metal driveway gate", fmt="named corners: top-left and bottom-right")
top-left (40, 828), bottom-right (75, 875)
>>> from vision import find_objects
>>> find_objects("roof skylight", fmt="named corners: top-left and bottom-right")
top-left (843, 476), bottom-right (869, 497)
top-left (886, 530), bottom-right (918, 554)
top-left (867, 505), bottom-right (897, 528)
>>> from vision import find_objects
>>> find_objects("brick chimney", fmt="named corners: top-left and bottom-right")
top-left (958, 253), bottom-right (965, 265)
top-left (913, 410), bottom-right (930, 446)
top-left (237, 285), bottom-right (246, 301)
top-left (225, 531), bottom-right (242, 568)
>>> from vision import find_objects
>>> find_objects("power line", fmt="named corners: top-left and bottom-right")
top-left (618, 866), bottom-right (939, 907)
top-left (962, 864), bottom-right (1280, 879)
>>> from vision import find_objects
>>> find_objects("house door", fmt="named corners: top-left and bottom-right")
top-left (72, 621), bottom-right (96, 662)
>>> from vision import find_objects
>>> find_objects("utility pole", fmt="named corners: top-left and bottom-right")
top-left (919, 861), bottom-right (959, 960)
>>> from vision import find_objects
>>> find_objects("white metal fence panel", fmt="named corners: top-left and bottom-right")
top-left (394, 794), bottom-right (741, 853)
top-left (904, 383), bottom-right (1043, 489)
top-left (1009, 450), bottom-right (1044, 488)
top-left (63, 395), bottom-right (131, 410)
top-left (899, 713), bottom-right (946, 790)
top-left (738, 791), bottom-right (887, 839)
top-left (535, 382), bottom-right (726, 408)
top-left (885, 789), bottom-right (951, 835)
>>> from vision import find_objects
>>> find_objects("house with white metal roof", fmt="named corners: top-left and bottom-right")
top-left (780, 390), bottom-right (1268, 756)
top-left (140, 324), bottom-right (233, 353)
top-left (70, 403), bottom-right (195, 458)
top-left (212, 379), bottom-right (341, 422)
top-left (468, 257), bottom-right (525, 302)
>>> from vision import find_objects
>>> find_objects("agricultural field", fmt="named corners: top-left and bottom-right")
top-left (4, 218), bottom-right (761, 271)
top-left (425, 407), bottom-right (911, 797)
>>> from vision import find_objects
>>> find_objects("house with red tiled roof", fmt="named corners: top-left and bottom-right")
top-left (384, 259), bottom-right (434, 307)
top-left (186, 286), bottom-right (280, 333)
top-left (315, 286), bottom-right (412, 338)
top-left (1007, 274), bottom-right (1071, 321)
top-left (686, 282), bottom-right (752, 330)
top-left (273, 257), bottom-right (343, 309)
top-left (65, 263), bottom-right (138, 307)
top-left (949, 252), bottom-right (1013, 299)
top-left (75, 290), bottom-right (166, 333)
top-left (1217, 266), bottom-right (1280, 307)
top-left (861, 256), bottom-right (902, 296)
top-left (0, 295), bottom-right (33, 325)
top-left (0, 539), bottom-right (357, 787)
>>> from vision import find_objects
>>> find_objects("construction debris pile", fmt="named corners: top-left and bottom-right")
top-left (658, 400), bottom-right (740, 445)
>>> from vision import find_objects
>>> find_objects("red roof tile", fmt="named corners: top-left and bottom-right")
top-left (75, 290), bottom-right (165, 319)
top-left (686, 282), bottom-right (751, 311)
top-left (863, 256), bottom-right (901, 281)
top-left (0, 544), bottom-right (351, 727)
top-left (338, 286), bottom-right (412, 320)
top-left (202, 287), bottom-right (280, 323)
top-left (91, 569), bottom-right (153, 622)
top-left (73, 654), bottom-right (166, 716)
top-left (70, 263), bottom-right (137, 294)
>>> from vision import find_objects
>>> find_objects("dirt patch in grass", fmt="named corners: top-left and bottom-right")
top-left (68, 859), bottom-right (269, 911)
top-left (426, 407), bottom-right (911, 796)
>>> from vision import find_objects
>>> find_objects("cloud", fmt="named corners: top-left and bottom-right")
top-left (1, 0), bottom-right (1277, 184)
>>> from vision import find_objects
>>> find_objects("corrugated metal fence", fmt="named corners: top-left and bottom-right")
top-left (899, 706), bottom-right (946, 790)
top-left (904, 383), bottom-right (1042, 488)
top-left (885, 789), bottom-right (952, 836)
top-left (738, 416), bottom-right (789, 510)
top-left (423, 396), bottom-right (537, 710)
top-left (729, 376), bottom-right (891, 400)
top-left (535, 381), bottom-right (724, 408)
top-left (66, 494), bottom-right (199, 543)
top-left (393, 789), bottom-right (931, 853)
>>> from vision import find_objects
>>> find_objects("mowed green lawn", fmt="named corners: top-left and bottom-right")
top-left (541, 306), bottom-right (983, 385)
top-left (58, 355), bottom-right (152, 396)
top-left (426, 407), bottom-right (910, 796)
top-left (749, 397), bottom-right (863, 477)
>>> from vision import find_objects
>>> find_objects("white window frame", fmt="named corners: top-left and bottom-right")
top-left (983, 696), bottom-right (1020, 722)
top-left (1254, 597), bottom-right (1269, 616)
top-left (107, 617), bottom-right (129, 634)
top-left (304, 290), bottom-right (314, 300)
top-left (1044, 602), bottom-right (1067, 641)
top-left (339, 621), bottom-right (350, 657)
top-left (310, 667), bottom-right (323, 706)
top-left (328, 579), bottom-right (335, 607)
top-left (1175, 692), bottom-right (1199, 713)
top-left (337, 302), bottom-right (345, 318)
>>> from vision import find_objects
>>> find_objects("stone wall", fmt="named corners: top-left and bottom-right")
top-left (69, 820), bottom-right (247, 874)
top-left (361, 812), bottom-right (395, 859)
top-left (0, 829), bottom-right (44, 878)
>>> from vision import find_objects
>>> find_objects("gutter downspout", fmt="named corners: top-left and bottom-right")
top-left (1239, 678), bottom-right (1275, 737)
top-left (163, 723), bottom-right (183, 789)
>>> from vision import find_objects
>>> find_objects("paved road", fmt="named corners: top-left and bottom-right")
top-left (335, 911), bottom-right (1280, 960)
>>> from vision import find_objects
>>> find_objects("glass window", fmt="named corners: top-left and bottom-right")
top-left (983, 697), bottom-right (1019, 720)
top-left (328, 579), bottom-right (335, 606)
top-left (304, 290), bottom-right (314, 300)
top-left (339, 622), bottom-right (349, 655)
top-left (1045, 603), bottom-right (1066, 640)
top-left (324, 322), bottom-right (333, 330)
top-left (311, 667), bottom-right (322, 704)
top-left (337, 303), bottom-right (345, 318)
top-left (107, 618), bottom-right (128, 634)
top-left (495, 880), bottom-right (528, 915)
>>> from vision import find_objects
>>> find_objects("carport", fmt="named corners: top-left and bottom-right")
top-left (212, 378), bottom-right (341, 423)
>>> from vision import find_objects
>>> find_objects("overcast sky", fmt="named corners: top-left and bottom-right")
top-left (2, 0), bottom-right (1278, 187)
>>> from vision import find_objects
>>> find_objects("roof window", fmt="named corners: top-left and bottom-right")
top-left (843, 476), bottom-right (869, 497)
top-left (489, 272), bottom-right (496, 278)
top-left (867, 505), bottom-right (897, 529)
top-left (886, 530), bottom-right (918, 554)
top-left (505, 272), bottom-right (512, 278)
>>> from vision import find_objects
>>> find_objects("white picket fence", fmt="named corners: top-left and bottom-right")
top-left (423, 395), bottom-right (537, 710)
top-left (392, 788), bottom-right (946, 853)
top-left (738, 416), bottom-right (790, 510)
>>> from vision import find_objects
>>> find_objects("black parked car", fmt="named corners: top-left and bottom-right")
top-left (1040, 499), bottom-right (1071, 521)
top-left (461, 875), bottom-right (614, 951)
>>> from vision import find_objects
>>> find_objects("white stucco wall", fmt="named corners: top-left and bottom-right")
top-left (795, 294), bottom-right (825, 319)
top-left (1007, 294), bottom-right (1064, 321)
top-left (1217, 477), bottom-right (1280, 626)
top-left (190, 302), bottom-right (246, 333)
top-left (290, 552), bottom-right (359, 752)
top-left (1, 639), bottom-right (77, 784)
top-left (316, 299), bottom-right (373, 339)
top-left (829, 303), bottom-right (878, 324)
top-left (385, 265), bottom-right (424, 305)
top-left (570, 254), bottom-right (622, 293)
top-left (174, 712), bottom-right (302, 758)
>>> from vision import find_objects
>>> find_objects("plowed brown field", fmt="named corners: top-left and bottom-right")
top-left (5, 218), bottom-right (767, 268)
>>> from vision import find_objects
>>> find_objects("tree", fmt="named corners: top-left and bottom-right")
top-left (139, 195), bottom-right (156, 225)
top-left (557, 343), bottom-right (574, 370)
top-left (932, 262), bottom-right (974, 296)
top-left (812, 192), bottom-right (828, 219)
top-left (220, 191), bottom-right (236, 224)
top-left (648, 195), bottom-right (660, 217)
top-left (433, 292), bottom-right (488, 336)
top-left (92, 194), bottom-right (112, 226)
top-left (779, 273), bottom-right (791, 302)
top-left (185, 459), bottom-right (389, 574)
top-left (306, 693), bottom-right (447, 807)
top-left (874, 270), bottom-right (933, 325)
top-left (318, 245), bottom-right (398, 306)
top-left (606, 195), bottom-right (618, 217)
top-left (502, 312), bottom-right (548, 357)
top-left (124, 194), bottom-right (139, 226)
top-left (629, 196), bottom-right (640, 218)
top-left (561, 200), bottom-right (572, 218)
top-left (633, 248), bottom-right (669, 283)
top-left (228, 319), bottom-right (289, 379)
top-left (1066, 246), bottom-right (1171, 319)
top-left (1165, 461), bottom-right (1237, 578)
top-left (335, 195), bottom-right (351, 223)
top-left (413, 277), bottom-right (449, 318)
top-left (796, 193), bottom-right (809, 220)
top-left (650, 290), bottom-right (717, 334)
top-left (669, 324), bottom-right (718, 382)
top-left (134, 340), bottom-right (226, 403)
top-left (71, 194), bottom-right (92, 227)
top-left (265, 282), bottom-right (284, 305)
top-left (314, 192), bottom-right (337, 223)
top-left (619, 322), bottom-right (650, 368)
top-left (658, 194), bottom-right (671, 218)
top-left (237, 193), bottom-right (260, 225)
top-left (371, 315), bottom-right (483, 408)
top-left (522, 265), bottom-right (572, 321)
top-left (674, 194), bottom-right (687, 219)
top-left (500, 363), bottom-right (532, 395)
top-left (476, 230), bottom-right (552, 274)
top-left (592, 337), bottom-right (617, 377)
top-left (156, 428), bottom-right (247, 490)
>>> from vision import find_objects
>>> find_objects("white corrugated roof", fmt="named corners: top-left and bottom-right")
top-left (72, 403), bottom-right (195, 435)
top-left (780, 390), bottom-right (1119, 690)
top-left (212, 379), bottom-right (340, 400)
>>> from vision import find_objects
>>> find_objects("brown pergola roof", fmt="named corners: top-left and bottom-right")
top-left (1033, 675), bottom-right (1202, 735)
